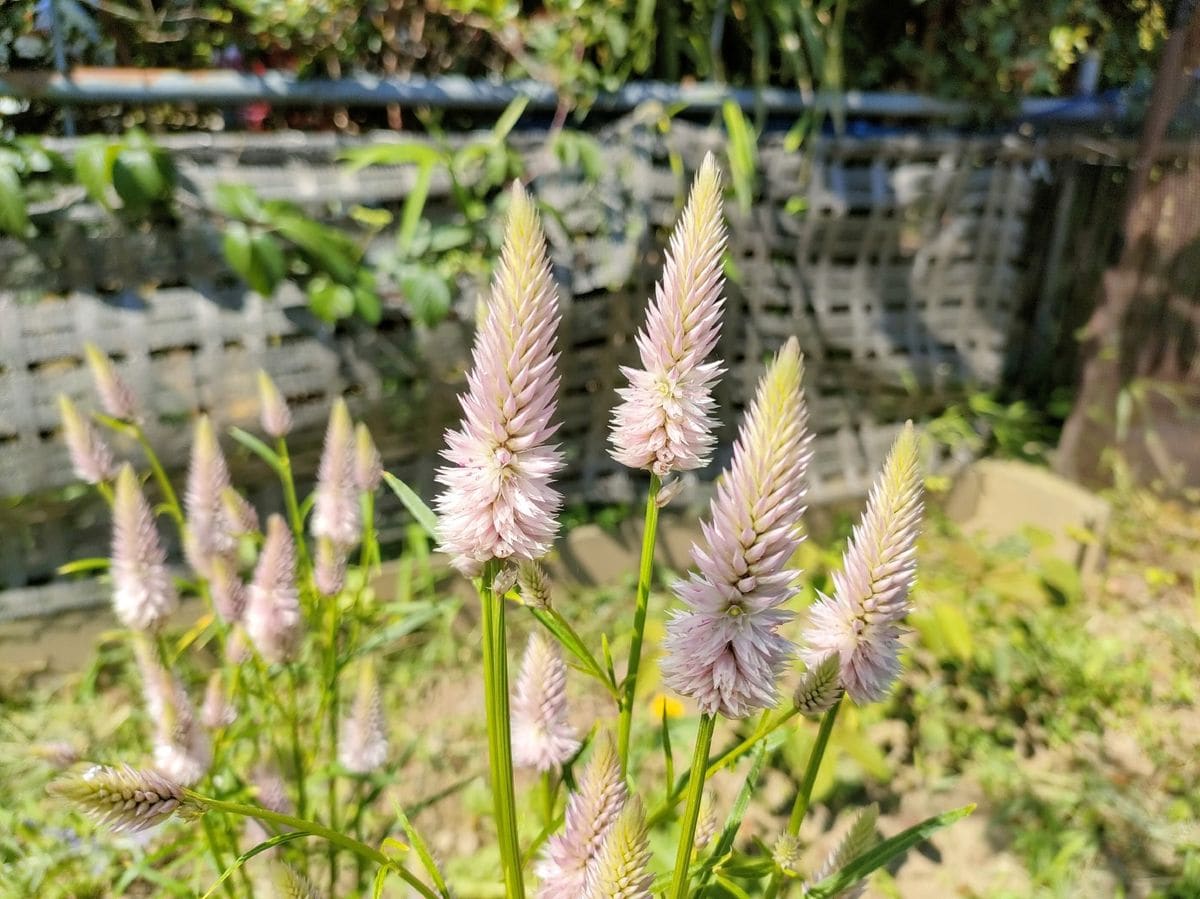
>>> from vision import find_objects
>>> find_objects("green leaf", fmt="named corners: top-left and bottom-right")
top-left (392, 801), bottom-right (450, 896)
top-left (399, 265), bottom-right (452, 327)
top-left (227, 426), bottom-right (284, 474)
top-left (308, 275), bottom-right (356, 322)
top-left (355, 285), bottom-right (383, 325)
top-left (805, 805), bottom-right (975, 899)
top-left (56, 557), bottom-right (110, 576)
top-left (530, 608), bottom-right (619, 698)
top-left (112, 146), bottom-right (172, 215)
top-left (222, 222), bottom-right (257, 291)
top-left (275, 215), bottom-right (359, 285)
top-left (382, 472), bottom-right (438, 539)
top-left (491, 96), bottom-right (530, 143)
top-left (660, 705), bottom-right (675, 792)
top-left (213, 183), bottom-right (264, 221)
top-left (200, 831), bottom-right (309, 899)
top-left (250, 231), bottom-right (287, 296)
top-left (339, 142), bottom-right (442, 171)
top-left (722, 100), bottom-right (758, 213)
top-left (398, 161), bottom-right (434, 255)
top-left (694, 741), bottom-right (769, 889)
top-left (0, 165), bottom-right (30, 237)
top-left (74, 138), bottom-right (118, 209)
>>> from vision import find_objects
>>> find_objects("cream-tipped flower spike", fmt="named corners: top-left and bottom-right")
top-left (435, 183), bottom-right (564, 576)
top-left (518, 560), bottom-right (552, 610)
top-left (801, 422), bottom-right (922, 704)
top-left (84, 343), bottom-right (137, 421)
top-left (201, 670), bottom-right (237, 730)
top-left (273, 862), bottom-right (325, 899)
top-left (47, 764), bottom-right (201, 832)
top-left (184, 415), bottom-right (235, 575)
top-left (661, 338), bottom-right (812, 718)
top-left (59, 394), bottom-right (116, 484)
top-left (314, 536), bottom-right (347, 597)
top-left (793, 653), bottom-right (843, 717)
top-left (583, 798), bottom-right (653, 899)
top-left (257, 370), bottom-right (293, 439)
top-left (133, 637), bottom-right (211, 787)
top-left (609, 153), bottom-right (728, 477)
top-left (339, 660), bottom-right (388, 775)
top-left (111, 465), bottom-right (179, 632)
top-left (511, 631), bottom-right (579, 773)
top-left (245, 514), bottom-right (302, 665)
top-left (311, 399), bottom-right (360, 549)
top-left (804, 804), bottom-right (879, 899)
top-left (536, 737), bottom-right (627, 898)
top-left (354, 422), bottom-right (383, 493)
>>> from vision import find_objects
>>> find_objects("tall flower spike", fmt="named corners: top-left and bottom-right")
top-left (313, 537), bottom-right (347, 597)
top-left (221, 487), bottom-right (259, 537)
top-left (111, 465), bottom-right (178, 632)
top-left (536, 737), bottom-right (627, 898)
top-left (338, 659), bottom-right (388, 775)
top-left (661, 338), bottom-right (812, 718)
top-left (511, 631), bottom-right (579, 773)
top-left (801, 423), bottom-right (922, 704)
top-left (208, 554), bottom-right (246, 623)
top-left (184, 415), bottom-right (235, 575)
top-left (435, 183), bottom-right (564, 576)
top-left (133, 637), bottom-right (211, 787)
top-left (583, 798), bottom-right (653, 899)
top-left (59, 394), bottom-right (116, 484)
top-left (609, 153), bottom-right (727, 476)
top-left (201, 670), bottom-right (237, 729)
top-left (257, 370), bottom-right (293, 439)
top-left (244, 514), bottom-right (302, 665)
top-left (804, 804), bottom-right (879, 899)
top-left (354, 422), bottom-right (383, 493)
top-left (311, 399), bottom-right (360, 549)
top-left (84, 343), bottom-right (137, 421)
top-left (47, 764), bottom-right (201, 832)
top-left (793, 653), bottom-right (843, 717)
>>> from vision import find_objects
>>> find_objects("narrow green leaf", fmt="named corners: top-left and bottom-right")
top-left (398, 161), bottom-right (434, 254)
top-left (393, 801), bottom-right (450, 896)
top-left (372, 865), bottom-right (391, 899)
top-left (339, 142), bottom-right (442, 171)
top-left (200, 831), bottom-right (309, 899)
top-left (212, 183), bottom-right (264, 221)
top-left (0, 165), bottom-right (31, 237)
top-left (491, 96), bottom-right (530, 143)
top-left (661, 705), bottom-right (675, 794)
top-left (227, 426), bottom-right (284, 474)
top-left (382, 472), bottom-right (438, 540)
top-left (57, 557), bottom-right (110, 576)
top-left (695, 741), bottom-right (768, 888)
top-left (399, 265), bottom-right (452, 327)
top-left (530, 607), bottom-right (618, 698)
top-left (805, 805), bottom-right (976, 899)
top-left (250, 231), bottom-right (287, 296)
top-left (74, 138), bottom-right (118, 209)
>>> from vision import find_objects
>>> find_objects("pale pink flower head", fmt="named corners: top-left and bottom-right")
top-left (201, 670), bottom-right (237, 730)
top-left (58, 394), bottom-right (116, 484)
top-left (511, 631), bottom-right (579, 773)
top-left (244, 514), bottom-right (302, 665)
top-left (311, 399), bottom-right (361, 549)
top-left (257, 370), bottom-right (293, 439)
top-left (661, 338), bottom-right (812, 718)
top-left (133, 637), bottom-right (211, 787)
top-left (208, 554), bottom-right (246, 623)
top-left (220, 487), bottom-right (259, 537)
top-left (184, 415), bottom-right (235, 575)
top-left (435, 184), bottom-right (564, 576)
top-left (536, 736), bottom-right (627, 898)
top-left (801, 423), bottom-right (922, 704)
top-left (313, 536), bottom-right (347, 597)
top-left (354, 422), bottom-right (383, 493)
top-left (338, 659), bottom-right (388, 775)
top-left (582, 798), bottom-right (653, 899)
top-left (84, 343), bottom-right (137, 421)
top-left (609, 153), bottom-right (728, 477)
top-left (111, 465), bottom-right (178, 632)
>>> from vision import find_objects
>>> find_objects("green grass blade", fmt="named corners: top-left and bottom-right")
top-left (383, 472), bottom-right (439, 540)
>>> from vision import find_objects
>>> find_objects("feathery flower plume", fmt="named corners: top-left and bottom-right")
top-left (221, 487), bottom-right (259, 537)
top-left (58, 394), bottom-right (116, 484)
top-left (354, 422), bottom-right (383, 493)
top-left (583, 798), bottom-right (653, 899)
top-left (47, 764), bottom-right (200, 832)
top-left (339, 659), bottom-right (388, 775)
top-left (208, 555), bottom-right (246, 623)
top-left (518, 560), bottom-right (552, 610)
top-left (793, 653), bottom-right (843, 717)
top-left (257, 370), bottom-right (293, 439)
top-left (536, 737), bottom-right (627, 897)
top-left (184, 415), bottom-right (235, 575)
top-left (609, 153), bottom-right (728, 476)
top-left (313, 537), bottom-right (347, 597)
top-left (244, 515), bottom-right (302, 665)
top-left (772, 833), bottom-right (803, 878)
top-left (804, 804), bottom-right (879, 898)
top-left (511, 631), bottom-right (579, 773)
top-left (133, 638), bottom-right (211, 787)
top-left (311, 399), bottom-right (360, 549)
top-left (31, 741), bottom-right (82, 768)
top-left (84, 343), bottom-right (137, 421)
top-left (201, 670), bottom-right (236, 729)
top-left (272, 863), bottom-right (325, 899)
top-left (694, 792), bottom-right (718, 852)
top-left (111, 465), bottom-right (178, 632)
top-left (435, 184), bottom-right (564, 576)
top-left (661, 338), bottom-right (812, 718)
top-left (801, 423), bottom-right (922, 704)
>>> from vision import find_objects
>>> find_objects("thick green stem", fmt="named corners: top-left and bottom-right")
top-left (479, 566), bottom-right (525, 898)
top-left (617, 473), bottom-right (662, 774)
top-left (669, 713), bottom-right (716, 898)
top-left (192, 796), bottom-right (439, 899)
top-left (275, 438), bottom-right (311, 570)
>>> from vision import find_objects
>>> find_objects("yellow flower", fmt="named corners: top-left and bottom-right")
top-left (650, 693), bottom-right (685, 719)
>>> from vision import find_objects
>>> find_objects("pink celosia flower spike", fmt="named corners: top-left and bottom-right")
top-left (338, 659), bottom-right (388, 775)
top-left (435, 183), bottom-right (564, 576)
top-left (801, 422), bottom-right (922, 704)
top-left (184, 415), bottom-right (235, 576)
top-left (536, 736), bottom-right (627, 898)
top-left (133, 637), bottom-right (211, 787)
top-left (354, 422), bottom-right (383, 493)
top-left (609, 153), bottom-right (728, 477)
top-left (661, 337), bottom-right (812, 718)
top-left (511, 631), bottom-right (579, 773)
top-left (582, 798), bottom-right (653, 899)
top-left (84, 343), bottom-right (137, 421)
top-left (111, 465), bottom-right (179, 632)
top-left (244, 514), bottom-right (302, 665)
top-left (257, 370), bottom-right (293, 439)
top-left (311, 398), bottom-right (360, 549)
top-left (58, 394), bottom-right (117, 485)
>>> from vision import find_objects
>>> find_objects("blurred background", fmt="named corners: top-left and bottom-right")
top-left (1, 1), bottom-right (1198, 896)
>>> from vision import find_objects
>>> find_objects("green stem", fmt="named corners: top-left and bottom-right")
top-left (669, 713), bottom-right (716, 898)
top-left (200, 814), bottom-right (237, 899)
top-left (276, 437), bottom-right (310, 570)
top-left (326, 593), bottom-right (341, 893)
top-left (765, 698), bottom-right (843, 899)
top-left (192, 796), bottom-right (439, 899)
top-left (133, 425), bottom-right (183, 527)
top-left (617, 473), bottom-right (662, 774)
top-left (479, 565), bottom-right (525, 898)
top-left (540, 771), bottom-right (555, 830)
top-left (286, 667), bottom-right (309, 821)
